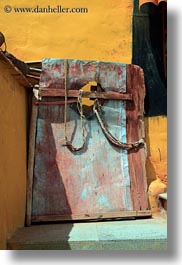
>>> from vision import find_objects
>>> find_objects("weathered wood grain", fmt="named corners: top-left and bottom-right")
top-left (34, 99), bottom-right (77, 105)
top-left (126, 64), bottom-right (149, 211)
top-left (39, 88), bottom-right (133, 100)
top-left (26, 97), bottom-right (38, 226)
top-left (32, 210), bottom-right (151, 222)
top-left (27, 60), bottom-right (151, 224)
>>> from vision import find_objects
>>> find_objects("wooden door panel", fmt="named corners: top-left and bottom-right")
top-left (26, 59), bottom-right (150, 225)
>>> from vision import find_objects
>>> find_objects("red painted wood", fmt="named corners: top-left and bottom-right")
top-left (126, 64), bottom-right (148, 210)
top-left (39, 88), bottom-right (133, 100)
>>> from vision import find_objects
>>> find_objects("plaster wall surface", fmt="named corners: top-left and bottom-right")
top-left (0, 64), bottom-right (27, 249)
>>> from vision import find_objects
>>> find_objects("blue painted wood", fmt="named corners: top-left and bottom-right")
top-left (32, 59), bottom-right (142, 218)
top-left (40, 59), bottom-right (126, 92)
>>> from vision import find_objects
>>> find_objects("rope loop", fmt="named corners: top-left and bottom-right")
top-left (64, 59), bottom-right (85, 152)
top-left (64, 60), bottom-right (145, 152)
top-left (93, 98), bottom-right (145, 151)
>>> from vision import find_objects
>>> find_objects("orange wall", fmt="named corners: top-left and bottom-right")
top-left (0, 0), bottom-right (133, 63)
top-left (145, 116), bottom-right (167, 185)
top-left (0, 64), bottom-right (28, 249)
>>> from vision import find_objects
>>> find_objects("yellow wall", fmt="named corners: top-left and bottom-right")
top-left (0, 65), bottom-right (28, 249)
top-left (145, 116), bottom-right (167, 185)
top-left (145, 116), bottom-right (167, 161)
top-left (0, 0), bottom-right (132, 63)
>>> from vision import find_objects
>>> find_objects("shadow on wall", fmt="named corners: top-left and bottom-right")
top-left (144, 118), bottom-right (156, 187)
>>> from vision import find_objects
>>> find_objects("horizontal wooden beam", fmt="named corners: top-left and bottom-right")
top-left (39, 88), bottom-right (133, 101)
top-left (34, 99), bottom-right (77, 105)
top-left (31, 210), bottom-right (151, 223)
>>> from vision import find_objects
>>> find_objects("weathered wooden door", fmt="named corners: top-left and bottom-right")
top-left (26, 59), bottom-right (151, 225)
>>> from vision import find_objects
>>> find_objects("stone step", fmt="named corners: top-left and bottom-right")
top-left (7, 217), bottom-right (167, 250)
